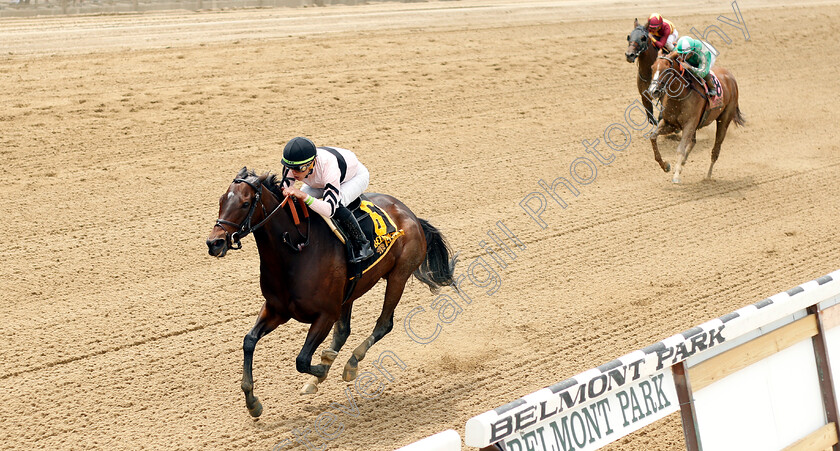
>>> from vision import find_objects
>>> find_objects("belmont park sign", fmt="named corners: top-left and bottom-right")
top-left (478, 325), bottom-right (726, 450)
top-left (499, 370), bottom-right (677, 451)
top-left (466, 271), bottom-right (840, 450)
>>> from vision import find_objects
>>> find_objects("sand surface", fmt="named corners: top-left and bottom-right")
top-left (2, 0), bottom-right (840, 449)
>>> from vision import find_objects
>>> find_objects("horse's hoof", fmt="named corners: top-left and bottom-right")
top-left (343, 361), bottom-right (358, 382)
top-left (248, 399), bottom-right (263, 418)
top-left (300, 380), bottom-right (319, 395)
top-left (672, 177), bottom-right (681, 184)
top-left (664, 163), bottom-right (671, 173)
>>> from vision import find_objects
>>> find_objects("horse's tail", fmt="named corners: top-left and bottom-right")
top-left (729, 75), bottom-right (745, 127)
top-left (413, 218), bottom-right (458, 293)
top-left (733, 106), bottom-right (746, 127)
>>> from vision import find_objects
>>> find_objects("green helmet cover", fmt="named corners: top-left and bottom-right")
top-left (691, 40), bottom-right (703, 53)
top-left (676, 37), bottom-right (694, 54)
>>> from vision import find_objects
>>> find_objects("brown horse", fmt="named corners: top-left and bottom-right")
top-left (206, 168), bottom-right (457, 417)
top-left (647, 52), bottom-right (745, 183)
top-left (625, 18), bottom-right (661, 125)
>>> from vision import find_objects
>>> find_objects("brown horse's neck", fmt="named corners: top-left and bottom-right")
top-left (661, 63), bottom-right (694, 101)
top-left (639, 44), bottom-right (658, 79)
top-left (251, 196), bottom-right (343, 277)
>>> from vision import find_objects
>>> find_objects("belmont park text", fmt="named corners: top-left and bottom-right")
top-left (274, 1), bottom-right (750, 449)
top-left (489, 324), bottom-right (726, 449)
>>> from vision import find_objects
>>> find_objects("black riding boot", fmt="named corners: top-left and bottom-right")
top-left (704, 74), bottom-right (718, 97)
top-left (333, 206), bottom-right (374, 263)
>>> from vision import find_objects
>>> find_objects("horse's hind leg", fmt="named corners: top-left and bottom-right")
top-left (707, 116), bottom-right (733, 179)
top-left (343, 274), bottom-right (410, 382)
top-left (242, 303), bottom-right (288, 417)
top-left (301, 303), bottom-right (353, 394)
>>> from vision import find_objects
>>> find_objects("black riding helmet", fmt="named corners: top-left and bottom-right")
top-left (282, 137), bottom-right (317, 171)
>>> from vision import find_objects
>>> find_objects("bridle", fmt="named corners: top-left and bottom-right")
top-left (214, 177), bottom-right (310, 252)
top-left (628, 26), bottom-right (651, 82)
top-left (649, 55), bottom-right (695, 102)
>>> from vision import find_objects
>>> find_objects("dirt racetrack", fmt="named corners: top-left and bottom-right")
top-left (3, 0), bottom-right (840, 449)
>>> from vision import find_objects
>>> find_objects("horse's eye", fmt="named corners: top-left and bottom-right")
top-left (242, 202), bottom-right (250, 209)
top-left (641, 35), bottom-right (647, 41)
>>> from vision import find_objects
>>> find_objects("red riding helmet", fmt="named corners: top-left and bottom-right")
top-left (648, 13), bottom-right (663, 30)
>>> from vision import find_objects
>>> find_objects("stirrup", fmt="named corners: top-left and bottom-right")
top-left (350, 242), bottom-right (374, 263)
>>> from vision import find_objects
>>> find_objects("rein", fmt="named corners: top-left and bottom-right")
top-left (650, 55), bottom-right (696, 102)
top-left (280, 194), bottom-right (310, 253)
top-left (214, 177), bottom-right (310, 252)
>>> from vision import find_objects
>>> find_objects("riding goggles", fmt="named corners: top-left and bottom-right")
top-left (283, 157), bottom-right (315, 172)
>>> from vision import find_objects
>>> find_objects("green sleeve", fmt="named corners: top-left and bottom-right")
top-left (695, 50), bottom-right (711, 78)
top-left (683, 55), bottom-right (702, 78)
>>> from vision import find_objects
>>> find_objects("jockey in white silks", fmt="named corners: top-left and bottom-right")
top-left (280, 137), bottom-right (374, 263)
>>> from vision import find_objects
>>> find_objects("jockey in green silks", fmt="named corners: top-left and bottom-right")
top-left (675, 36), bottom-right (718, 98)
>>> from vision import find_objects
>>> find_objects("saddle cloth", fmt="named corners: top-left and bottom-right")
top-left (323, 194), bottom-right (404, 278)
top-left (704, 71), bottom-right (723, 109)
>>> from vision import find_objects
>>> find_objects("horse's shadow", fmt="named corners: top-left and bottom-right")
top-left (251, 376), bottom-right (465, 449)
top-left (661, 173), bottom-right (758, 199)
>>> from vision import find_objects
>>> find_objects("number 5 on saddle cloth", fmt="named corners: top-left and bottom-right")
top-left (322, 194), bottom-right (405, 282)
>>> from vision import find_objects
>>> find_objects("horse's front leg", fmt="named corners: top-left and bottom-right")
top-left (672, 125), bottom-right (698, 184)
top-left (242, 303), bottom-right (288, 418)
top-left (296, 315), bottom-right (336, 380)
top-left (641, 94), bottom-right (657, 126)
top-left (301, 303), bottom-right (354, 395)
top-left (650, 119), bottom-right (672, 173)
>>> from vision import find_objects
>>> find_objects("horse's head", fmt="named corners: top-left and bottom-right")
top-left (207, 167), bottom-right (306, 257)
top-left (625, 19), bottom-right (649, 63)
top-left (207, 167), bottom-right (269, 258)
top-left (647, 53), bottom-right (682, 99)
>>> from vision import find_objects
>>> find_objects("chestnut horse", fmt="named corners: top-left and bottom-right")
top-left (647, 52), bottom-right (745, 183)
top-left (207, 168), bottom-right (457, 417)
top-left (625, 18), bottom-right (660, 125)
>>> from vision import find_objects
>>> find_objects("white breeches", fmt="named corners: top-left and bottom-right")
top-left (665, 32), bottom-right (679, 51)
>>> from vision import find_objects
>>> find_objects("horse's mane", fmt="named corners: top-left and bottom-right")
top-left (263, 173), bottom-right (285, 199)
top-left (236, 166), bottom-right (286, 199)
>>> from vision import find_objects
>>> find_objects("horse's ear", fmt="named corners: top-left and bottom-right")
top-left (634, 18), bottom-right (639, 27)
top-left (237, 166), bottom-right (248, 179)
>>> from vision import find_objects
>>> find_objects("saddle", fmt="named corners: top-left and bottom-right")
top-left (321, 194), bottom-right (404, 282)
